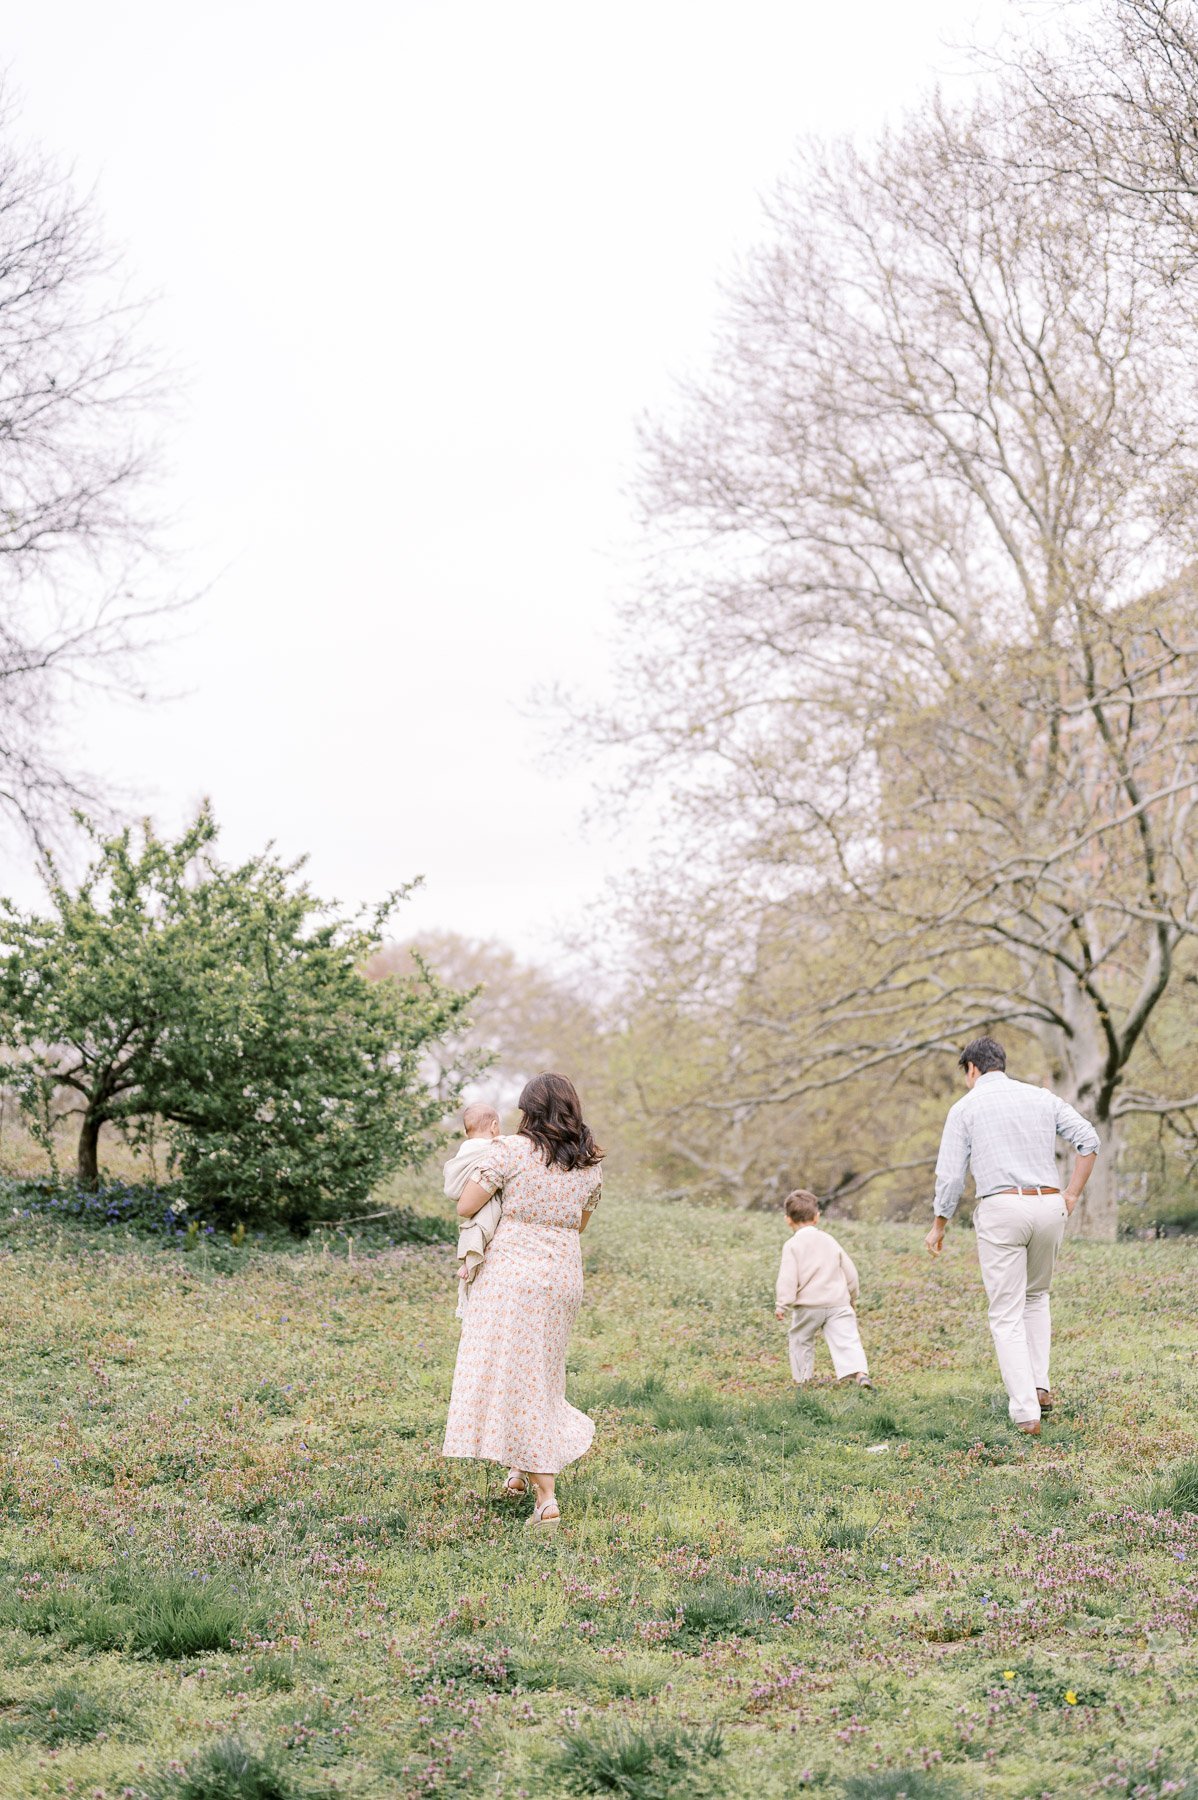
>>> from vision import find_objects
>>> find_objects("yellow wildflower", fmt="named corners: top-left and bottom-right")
top-left (1002, 1671), bottom-right (1015, 1681)
top-left (1065, 1691), bottom-right (1078, 1706)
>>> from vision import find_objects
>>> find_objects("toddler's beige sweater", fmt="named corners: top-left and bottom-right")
top-left (775, 1226), bottom-right (860, 1310)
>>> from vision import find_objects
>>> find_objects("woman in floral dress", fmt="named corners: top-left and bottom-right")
top-left (442, 1072), bottom-right (603, 1527)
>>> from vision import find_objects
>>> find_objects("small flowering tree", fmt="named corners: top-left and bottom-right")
top-left (0, 807), bottom-right (475, 1222)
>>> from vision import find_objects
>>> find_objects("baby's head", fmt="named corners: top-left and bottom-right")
top-left (463, 1101), bottom-right (501, 1141)
top-left (784, 1189), bottom-right (821, 1230)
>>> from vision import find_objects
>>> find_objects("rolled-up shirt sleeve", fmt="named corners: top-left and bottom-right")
top-left (1053, 1097), bottom-right (1100, 1157)
top-left (934, 1104), bottom-right (971, 1219)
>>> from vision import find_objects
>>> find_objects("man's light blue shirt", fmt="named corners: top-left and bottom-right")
top-left (933, 1070), bottom-right (1100, 1220)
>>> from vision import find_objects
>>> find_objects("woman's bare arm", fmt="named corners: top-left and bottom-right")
top-left (457, 1178), bottom-right (494, 1219)
top-left (578, 1182), bottom-right (601, 1234)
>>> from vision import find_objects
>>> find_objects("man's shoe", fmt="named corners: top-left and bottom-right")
top-left (1036, 1388), bottom-right (1054, 1411)
top-left (855, 1374), bottom-right (875, 1389)
top-left (1015, 1420), bottom-right (1041, 1436)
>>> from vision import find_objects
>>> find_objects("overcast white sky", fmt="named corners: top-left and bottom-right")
top-left (6, 0), bottom-right (1004, 958)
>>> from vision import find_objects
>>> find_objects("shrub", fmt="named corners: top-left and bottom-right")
top-left (3, 1175), bottom-right (455, 1249)
top-left (1, 1175), bottom-right (184, 1234)
top-left (554, 1719), bottom-right (724, 1799)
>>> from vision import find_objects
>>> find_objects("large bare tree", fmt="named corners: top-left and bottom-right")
top-left (0, 85), bottom-right (173, 849)
top-left (598, 86), bottom-right (1198, 1237)
top-left (1014, 0), bottom-right (1198, 255)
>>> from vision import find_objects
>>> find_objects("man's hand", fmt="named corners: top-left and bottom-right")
top-left (1063, 1189), bottom-right (1080, 1217)
top-left (925, 1217), bottom-right (947, 1258)
top-left (775, 1306), bottom-right (787, 1322)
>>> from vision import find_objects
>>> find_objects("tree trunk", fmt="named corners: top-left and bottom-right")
top-left (1066, 1114), bottom-right (1120, 1242)
top-left (77, 1110), bottom-right (104, 1191)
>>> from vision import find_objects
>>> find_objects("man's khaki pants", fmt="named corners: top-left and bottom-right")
top-left (787, 1304), bottom-right (868, 1384)
top-left (974, 1190), bottom-right (1068, 1424)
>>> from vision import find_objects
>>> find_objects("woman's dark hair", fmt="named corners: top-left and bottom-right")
top-left (958, 1035), bottom-right (1006, 1075)
top-left (517, 1072), bottom-right (604, 1170)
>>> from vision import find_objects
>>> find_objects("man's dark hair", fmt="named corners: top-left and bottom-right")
top-left (958, 1035), bottom-right (1006, 1076)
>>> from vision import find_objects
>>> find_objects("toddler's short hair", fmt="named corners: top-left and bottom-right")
top-left (784, 1189), bottom-right (821, 1224)
top-left (463, 1101), bottom-right (500, 1135)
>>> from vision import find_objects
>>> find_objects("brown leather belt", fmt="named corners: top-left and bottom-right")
top-left (991, 1185), bottom-right (1060, 1196)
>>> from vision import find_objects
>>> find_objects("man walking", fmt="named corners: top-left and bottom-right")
top-left (926, 1036), bottom-right (1099, 1436)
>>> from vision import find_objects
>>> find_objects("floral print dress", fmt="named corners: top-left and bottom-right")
top-left (442, 1134), bottom-right (601, 1474)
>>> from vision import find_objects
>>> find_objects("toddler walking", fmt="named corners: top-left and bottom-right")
top-left (774, 1189), bottom-right (874, 1388)
top-left (443, 1101), bottom-right (503, 1319)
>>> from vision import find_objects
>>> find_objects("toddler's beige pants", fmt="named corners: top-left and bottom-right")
top-left (787, 1303), bottom-right (868, 1383)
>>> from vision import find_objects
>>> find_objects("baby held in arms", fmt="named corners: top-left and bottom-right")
top-left (443, 1102), bottom-right (503, 1319)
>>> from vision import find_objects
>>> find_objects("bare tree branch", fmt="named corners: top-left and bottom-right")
top-left (0, 81), bottom-right (182, 853)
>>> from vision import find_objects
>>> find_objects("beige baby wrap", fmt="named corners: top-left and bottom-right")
top-left (443, 1137), bottom-right (503, 1319)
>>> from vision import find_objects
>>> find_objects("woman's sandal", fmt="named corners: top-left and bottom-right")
top-left (527, 1497), bottom-right (561, 1529)
top-left (500, 1470), bottom-right (529, 1499)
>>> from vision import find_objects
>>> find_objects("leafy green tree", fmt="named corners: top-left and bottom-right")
top-left (0, 812), bottom-right (208, 1186)
top-left (0, 808), bottom-right (474, 1221)
top-left (153, 848), bottom-right (476, 1226)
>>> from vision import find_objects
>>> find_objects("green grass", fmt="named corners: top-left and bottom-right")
top-left (553, 1719), bottom-right (724, 1798)
top-left (0, 1187), bottom-right (1195, 1797)
top-left (841, 1777), bottom-right (963, 1800)
top-left (0, 1568), bottom-right (265, 1657)
top-left (144, 1733), bottom-right (301, 1799)
top-left (0, 1676), bottom-right (126, 1748)
top-left (1151, 1457), bottom-right (1198, 1517)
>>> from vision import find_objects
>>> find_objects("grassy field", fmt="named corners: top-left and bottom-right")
top-left (0, 1185), bottom-right (1195, 1800)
